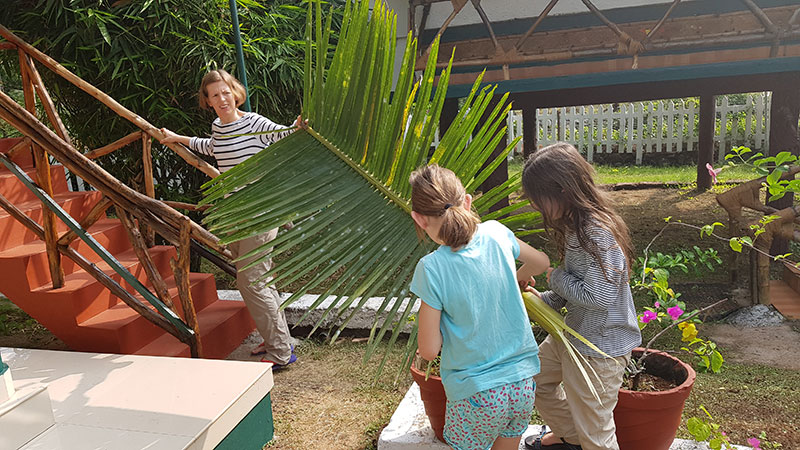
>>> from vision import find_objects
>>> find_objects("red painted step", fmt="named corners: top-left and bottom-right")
top-left (0, 141), bottom-right (256, 359)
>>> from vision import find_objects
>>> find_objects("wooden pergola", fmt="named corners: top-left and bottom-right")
top-left (398, 0), bottom-right (800, 199)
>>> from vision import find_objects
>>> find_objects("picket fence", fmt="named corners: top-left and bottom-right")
top-left (507, 93), bottom-right (772, 165)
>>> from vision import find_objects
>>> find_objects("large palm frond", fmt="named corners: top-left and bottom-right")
top-left (201, 0), bottom-right (539, 372)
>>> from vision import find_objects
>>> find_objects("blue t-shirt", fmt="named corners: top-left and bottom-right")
top-left (410, 220), bottom-right (540, 401)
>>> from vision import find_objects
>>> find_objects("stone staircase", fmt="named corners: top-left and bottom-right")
top-left (0, 137), bottom-right (254, 358)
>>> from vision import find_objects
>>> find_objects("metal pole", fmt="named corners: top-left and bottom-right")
top-left (229, 0), bottom-right (251, 112)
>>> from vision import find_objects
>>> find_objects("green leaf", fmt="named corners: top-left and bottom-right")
top-left (729, 238), bottom-right (742, 252)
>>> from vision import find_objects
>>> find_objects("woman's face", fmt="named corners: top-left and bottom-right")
top-left (206, 80), bottom-right (239, 123)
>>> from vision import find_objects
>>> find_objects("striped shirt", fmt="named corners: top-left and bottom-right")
top-left (540, 224), bottom-right (641, 358)
top-left (189, 112), bottom-right (291, 173)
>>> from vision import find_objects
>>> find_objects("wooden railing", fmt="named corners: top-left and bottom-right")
top-left (0, 26), bottom-right (237, 357)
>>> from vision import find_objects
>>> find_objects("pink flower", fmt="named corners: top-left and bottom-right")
top-left (706, 163), bottom-right (722, 184)
top-left (748, 437), bottom-right (762, 450)
top-left (667, 306), bottom-right (684, 320)
top-left (654, 302), bottom-right (660, 308)
top-left (640, 310), bottom-right (657, 323)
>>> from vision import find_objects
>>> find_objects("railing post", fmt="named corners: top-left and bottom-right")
top-left (171, 216), bottom-right (202, 358)
top-left (141, 133), bottom-right (156, 247)
top-left (19, 49), bottom-right (63, 288)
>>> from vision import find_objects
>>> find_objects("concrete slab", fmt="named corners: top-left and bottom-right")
top-left (1, 347), bottom-right (274, 450)
top-left (378, 383), bottom-right (750, 450)
top-left (219, 290), bottom-right (417, 332)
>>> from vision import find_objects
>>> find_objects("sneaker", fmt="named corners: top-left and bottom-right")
top-left (261, 345), bottom-right (297, 370)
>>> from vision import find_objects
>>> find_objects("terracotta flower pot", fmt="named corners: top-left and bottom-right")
top-left (614, 348), bottom-right (697, 450)
top-left (409, 362), bottom-right (446, 442)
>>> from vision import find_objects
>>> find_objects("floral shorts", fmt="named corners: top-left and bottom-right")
top-left (443, 377), bottom-right (536, 450)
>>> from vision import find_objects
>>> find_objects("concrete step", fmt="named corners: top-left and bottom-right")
top-left (0, 137), bottom-right (35, 168)
top-left (0, 190), bottom-right (103, 249)
top-left (0, 163), bottom-right (69, 204)
top-left (133, 299), bottom-right (255, 359)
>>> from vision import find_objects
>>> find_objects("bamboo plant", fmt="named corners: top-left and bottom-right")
top-left (201, 0), bottom-right (539, 373)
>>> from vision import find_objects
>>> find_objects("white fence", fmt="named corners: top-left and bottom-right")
top-left (507, 93), bottom-right (773, 165)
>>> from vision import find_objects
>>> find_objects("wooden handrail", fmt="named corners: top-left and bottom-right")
top-left (0, 25), bottom-right (220, 179)
top-left (84, 131), bottom-right (142, 159)
top-left (19, 48), bottom-right (63, 288)
top-left (163, 201), bottom-right (211, 212)
top-left (0, 89), bottom-right (233, 261)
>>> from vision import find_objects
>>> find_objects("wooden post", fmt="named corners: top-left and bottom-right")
top-left (766, 80), bottom-right (800, 255)
top-left (83, 131), bottom-right (142, 160)
top-left (522, 106), bottom-right (537, 160)
top-left (697, 93), bottom-right (715, 191)
top-left (141, 133), bottom-right (156, 247)
top-left (118, 209), bottom-right (175, 310)
top-left (171, 216), bottom-right (202, 358)
top-left (19, 49), bottom-right (63, 288)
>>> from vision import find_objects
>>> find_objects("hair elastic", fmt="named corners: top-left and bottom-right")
top-left (444, 203), bottom-right (453, 210)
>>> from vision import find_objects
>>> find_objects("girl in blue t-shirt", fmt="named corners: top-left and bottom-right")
top-left (409, 164), bottom-right (550, 450)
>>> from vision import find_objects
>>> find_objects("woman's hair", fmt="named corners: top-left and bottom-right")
top-left (522, 142), bottom-right (633, 277)
top-left (198, 69), bottom-right (247, 110)
top-left (409, 164), bottom-right (480, 249)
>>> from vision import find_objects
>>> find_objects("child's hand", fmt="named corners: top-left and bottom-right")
top-left (518, 276), bottom-right (534, 292)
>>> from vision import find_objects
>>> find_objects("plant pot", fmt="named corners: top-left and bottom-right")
top-left (409, 362), bottom-right (446, 442)
top-left (614, 348), bottom-right (697, 450)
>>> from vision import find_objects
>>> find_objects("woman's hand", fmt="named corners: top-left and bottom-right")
top-left (159, 128), bottom-right (185, 145)
top-left (292, 114), bottom-right (308, 130)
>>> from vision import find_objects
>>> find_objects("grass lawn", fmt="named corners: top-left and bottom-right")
top-left (507, 159), bottom-right (758, 185)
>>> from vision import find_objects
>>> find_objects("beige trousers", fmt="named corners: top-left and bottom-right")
top-left (534, 335), bottom-right (630, 450)
top-left (229, 228), bottom-right (293, 364)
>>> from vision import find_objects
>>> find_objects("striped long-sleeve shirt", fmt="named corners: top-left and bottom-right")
top-left (189, 112), bottom-right (291, 173)
top-left (540, 224), bottom-right (641, 358)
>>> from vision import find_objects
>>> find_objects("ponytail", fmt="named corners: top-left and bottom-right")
top-left (438, 204), bottom-right (479, 248)
top-left (410, 165), bottom-right (480, 249)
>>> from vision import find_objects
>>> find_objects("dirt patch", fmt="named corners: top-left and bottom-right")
top-left (703, 323), bottom-right (800, 370)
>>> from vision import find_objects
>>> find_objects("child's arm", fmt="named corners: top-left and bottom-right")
top-left (516, 238), bottom-right (550, 285)
top-left (417, 301), bottom-right (442, 361)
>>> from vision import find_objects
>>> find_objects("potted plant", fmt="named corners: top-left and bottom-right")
top-left (409, 353), bottom-right (445, 442)
top-left (612, 243), bottom-right (727, 450)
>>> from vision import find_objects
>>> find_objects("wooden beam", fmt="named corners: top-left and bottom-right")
top-left (84, 131), bottom-right (142, 160)
top-left (162, 201), bottom-right (211, 212)
top-left (170, 216), bottom-right (201, 358)
top-left (57, 195), bottom-right (113, 247)
top-left (118, 209), bottom-right (174, 310)
top-left (696, 94), bottom-right (715, 191)
top-left (0, 26), bottom-right (220, 179)
top-left (21, 53), bottom-right (71, 145)
top-left (19, 48), bottom-right (63, 288)
top-left (141, 133), bottom-right (155, 247)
